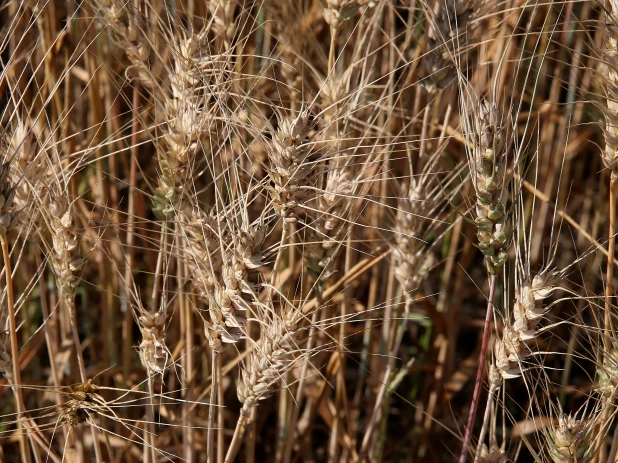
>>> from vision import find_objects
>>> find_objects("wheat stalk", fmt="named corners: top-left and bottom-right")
top-left (0, 158), bottom-right (32, 462)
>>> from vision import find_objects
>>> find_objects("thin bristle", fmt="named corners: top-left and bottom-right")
top-left (0, 1), bottom-right (617, 462)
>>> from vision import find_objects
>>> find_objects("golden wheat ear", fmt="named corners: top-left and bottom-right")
top-left (0, 0), bottom-right (611, 460)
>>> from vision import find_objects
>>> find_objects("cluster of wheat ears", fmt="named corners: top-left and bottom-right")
top-left (4, 0), bottom-right (618, 462)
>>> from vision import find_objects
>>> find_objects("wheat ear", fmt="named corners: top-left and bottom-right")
top-left (226, 303), bottom-right (304, 463)
top-left (477, 444), bottom-right (506, 463)
top-left (304, 157), bottom-right (355, 290)
top-left (493, 269), bottom-right (562, 381)
top-left (420, 0), bottom-right (485, 94)
top-left (460, 96), bottom-right (512, 463)
top-left (543, 401), bottom-right (600, 463)
top-left (7, 121), bottom-right (47, 236)
top-left (44, 185), bottom-right (105, 461)
top-left (265, 108), bottom-right (318, 224)
top-left (601, 1), bottom-right (618, 354)
top-left (95, 0), bottom-right (158, 89)
top-left (591, 6), bottom-right (618, 456)
top-left (473, 268), bottom-right (562, 460)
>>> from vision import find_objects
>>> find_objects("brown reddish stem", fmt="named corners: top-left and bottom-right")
top-left (459, 274), bottom-right (497, 463)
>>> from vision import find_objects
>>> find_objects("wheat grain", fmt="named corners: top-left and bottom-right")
top-left (265, 109), bottom-right (319, 224)
top-left (392, 181), bottom-right (437, 303)
top-left (305, 157), bottom-right (355, 285)
top-left (323, 0), bottom-right (362, 31)
top-left (477, 444), bottom-right (506, 463)
top-left (493, 269), bottom-right (562, 380)
top-left (95, 0), bottom-right (157, 89)
top-left (602, 1), bottom-right (618, 177)
top-left (45, 193), bottom-right (85, 305)
top-left (546, 412), bottom-right (597, 463)
top-left (421, 0), bottom-right (485, 93)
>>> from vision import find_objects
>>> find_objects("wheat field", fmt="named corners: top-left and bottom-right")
top-left (0, 0), bottom-right (617, 462)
